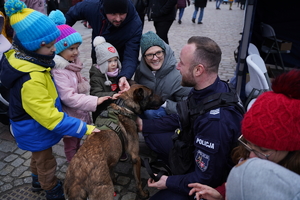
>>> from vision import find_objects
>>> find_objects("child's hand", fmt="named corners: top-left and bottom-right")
top-left (85, 128), bottom-right (100, 135)
top-left (97, 96), bottom-right (111, 105)
top-left (112, 93), bottom-right (121, 100)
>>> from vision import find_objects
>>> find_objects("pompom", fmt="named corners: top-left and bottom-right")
top-left (104, 80), bottom-right (112, 86)
top-left (48, 10), bottom-right (66, 25)
top-left (4, 0), bottom-right (27, 17)
top-left (93, 36), bottom-right (106, 47)
top-left (272, 70), bottom-right (300, 99)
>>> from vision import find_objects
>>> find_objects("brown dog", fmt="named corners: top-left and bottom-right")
top-left (64, 84), bottom-right (163, 200)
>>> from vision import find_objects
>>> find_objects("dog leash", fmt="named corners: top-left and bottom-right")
top-left (142, 157), bottom-right (172, 182)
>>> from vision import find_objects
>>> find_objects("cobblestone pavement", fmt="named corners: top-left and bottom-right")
top-left (0, 2), bottom-right (244, 199)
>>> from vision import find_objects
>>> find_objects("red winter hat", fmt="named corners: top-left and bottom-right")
top-left (242, 70), bottom-right (300, 151)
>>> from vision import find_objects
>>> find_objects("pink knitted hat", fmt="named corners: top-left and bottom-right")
top-left (48, 10), bottom-right (82, 54)
top-left (242, 70), bottom-right (300, 151)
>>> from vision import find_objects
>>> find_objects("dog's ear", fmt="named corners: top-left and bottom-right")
top-left (133, 87), bottom-right (145, 102)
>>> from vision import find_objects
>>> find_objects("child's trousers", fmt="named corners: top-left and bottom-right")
top-left (63, 136), bottom-right (81, 162)
top-left (30, 147), bottom-right (58, 190)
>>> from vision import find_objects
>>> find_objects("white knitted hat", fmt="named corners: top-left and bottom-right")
top-left (93, 36), bottom-right (121, 86)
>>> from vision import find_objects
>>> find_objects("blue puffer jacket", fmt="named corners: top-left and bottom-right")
top-left (65, 0), bottom-right (142, 80)
top-left (0, 50), bottom-right (95, 152)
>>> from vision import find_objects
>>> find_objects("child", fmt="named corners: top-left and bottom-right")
top-left (89, 36), bottom-right (122, 123)
top-left (49, 10), bottom-right (111, 163)
top-left (1, 1), bottom-right (100, 199)
top-left (89, 36), bottom-right (128, 161)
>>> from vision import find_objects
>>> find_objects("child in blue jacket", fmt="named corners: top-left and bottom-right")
top-left (2, 0), bottom-right (100, 199)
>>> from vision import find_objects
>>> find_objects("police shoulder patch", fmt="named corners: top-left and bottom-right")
top-left (209, 108), bottom-right (220, 120)
top-left (195, 150), bottom-right (210, 172)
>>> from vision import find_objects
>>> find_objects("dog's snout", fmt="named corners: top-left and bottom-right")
top-left (150, 93), bottom-right (164, 107)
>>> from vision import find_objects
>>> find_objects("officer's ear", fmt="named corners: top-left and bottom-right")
top-left (193, 64), bottom-right (205, 77)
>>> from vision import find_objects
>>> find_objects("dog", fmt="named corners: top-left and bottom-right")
top-left (64, 84), bottom-right (164, 200)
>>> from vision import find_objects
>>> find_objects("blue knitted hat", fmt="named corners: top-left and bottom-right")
top-left (4, 0), bottom-right (60, 51)
top-left (49, 10), bottom-right (82, 54)
top-left (140, 31), bottom-right (166, 55)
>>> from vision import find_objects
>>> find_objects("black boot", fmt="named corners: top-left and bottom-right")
top-left (31, 173), bottom-right (43, 192)
top-left (45, 180), bottom-right (65, 200)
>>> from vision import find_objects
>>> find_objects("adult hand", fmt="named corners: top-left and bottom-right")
top-left (118, 77), bottom-right (130, 92)
top-left (188, 183), bottom-right (224, 200)
top-left (136, 116), bottom-right (143, 132)
top-left (97, 96), bottom-right (111, 105)
top-left (147, 175), bottom-right (168, 190)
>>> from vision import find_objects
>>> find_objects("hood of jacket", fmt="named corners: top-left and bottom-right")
top-left (0, 49), bottom-right (51, 89)
top-left (226, 158), bottom-right (300, 200)
top-left (53, 55), bottom-right (70, 70)
top-left (138, 42), bottom-right (177, 80)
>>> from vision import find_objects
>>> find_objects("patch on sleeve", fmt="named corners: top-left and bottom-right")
top-left (195, 150), bottom-right (210, 172)
top-left (209, 108), bottom-right (220, 120)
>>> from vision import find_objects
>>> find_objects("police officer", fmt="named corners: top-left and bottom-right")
top-left (136, 36), bottom-right (243, 200)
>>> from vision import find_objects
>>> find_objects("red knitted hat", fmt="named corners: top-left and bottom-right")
top-left (242, 70), bottom-right (300, 151)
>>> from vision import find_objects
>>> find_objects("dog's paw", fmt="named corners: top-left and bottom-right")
top-left (137, 189), bottom-right (149, 199)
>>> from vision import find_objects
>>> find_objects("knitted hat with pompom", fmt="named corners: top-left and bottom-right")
top-left (242, 70), bottom-right (300, 151)
top-left (48, 10), bottom-right (82, 54)
top-left (140, 31), bottom-right (165, 55)
top-left (93, 36), bottom-right (121, 86)
top-left (4, 0), bottom-right (60, 51)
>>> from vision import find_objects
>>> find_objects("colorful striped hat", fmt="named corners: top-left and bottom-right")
top-left (48, 10), bottom-right (82, 54)
top-left (4, 0), bottom-right (60, 51)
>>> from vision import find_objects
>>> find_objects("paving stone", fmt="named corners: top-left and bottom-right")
top-left (0, 161), bottom-right (7, 170)
top-left (14, 148), bottom-right (26, 155)
top-left (117, 176), bottom-right (131, 186)
top-left (2, 175), bottom-right (13, 183)
top-left (11, 158), bottom-right (25, 168)
top-left (0, 183), bottom-right (13, 192)
top-left (19, 170), bottom-right (31, 178)
top-left (11, 166), bottom-right (28, 177)
top-left (0, 165), bottom-right (14, 176)
top-left (120, 192), bottom-right (136, 200)
top-left (21, 151), bottom-right (31, 159)
top-left (0, 141), bottom-right (17, 153)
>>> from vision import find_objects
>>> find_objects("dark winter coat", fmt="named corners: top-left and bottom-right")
top-left (132, 0), bottom-right (148, 15)
top-left (177, 0), bottom-right (190, 8)
top-left (147, 0), bottom-right (177, 21)
top-left (65, 0), bottom-right (142, 80)
top-left (194, 0), bottom-right (207, 8)
top-left (89, 65), bottom-right (119, 122)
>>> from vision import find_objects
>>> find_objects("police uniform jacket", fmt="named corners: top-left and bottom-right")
top-left (142, 77), bottom-right (243, 197)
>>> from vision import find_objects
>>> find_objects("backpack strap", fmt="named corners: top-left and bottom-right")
top-left (190, 82), bottom-right (245, 117)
